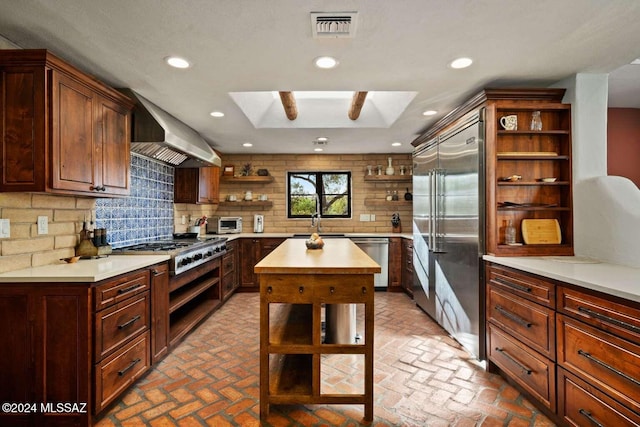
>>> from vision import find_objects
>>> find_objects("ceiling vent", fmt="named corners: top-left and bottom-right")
top-left (311, 12), bottom-right (358, 38)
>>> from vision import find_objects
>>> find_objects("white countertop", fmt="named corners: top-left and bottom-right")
top-left (212, 232), bottom-right (413, 240)
top-left (484, 255), bottom-right (640, 303)
top-left (0, 255), bottom-right (170, 283)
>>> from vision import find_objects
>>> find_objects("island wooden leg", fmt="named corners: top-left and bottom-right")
top-left (259, 284), bottom-right (269, 419)
top-left (364, 283), bottom-right (375, 422)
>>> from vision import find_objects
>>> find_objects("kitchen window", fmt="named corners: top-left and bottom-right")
top-left (287, 171), bottom-right (352, 219)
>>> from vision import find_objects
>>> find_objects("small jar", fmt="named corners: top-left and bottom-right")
top-left (386, 191), bottom-right (393, 201)
top-left (505, 220), bottom-right (516, 245)
top-left (392, 190), bottom-right (399, 201)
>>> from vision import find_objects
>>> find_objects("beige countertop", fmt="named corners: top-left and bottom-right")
top-left (255, 238), bottom-right (381, 275)
top-left (0, 255), bottom-right (170, 283)
top-left (211, 232), bottom-right (413, 241)
top-left (484, 255), bottom-right (640, 303)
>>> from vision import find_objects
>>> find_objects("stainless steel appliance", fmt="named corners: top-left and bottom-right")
top-left (207, 216), bottom-right (242, 234)
top-left (253, 214), bottom-right (264, 233)
top-left (350, 237), bottom-right (389, 288)
top-left (412, 110), bottom-right (485, 359)
top-left (113, 234), bottom-right (227, 275)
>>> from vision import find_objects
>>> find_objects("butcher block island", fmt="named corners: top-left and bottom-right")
top-left (254, 238), bottom-right (381, 422)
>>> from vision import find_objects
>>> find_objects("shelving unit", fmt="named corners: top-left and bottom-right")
top-left (485, 90), bottom-right (573, 256)
top-left (168, 258), bottom-right (222, 348)
top-left (364, 198), bottom-right (412, 207)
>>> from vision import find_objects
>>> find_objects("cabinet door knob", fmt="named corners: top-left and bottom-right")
top-left (299, 286), bottom-right (304, 294)
top-left (267, 286), bottom-right (272, 294)
top-left (362, 287), bottom-right (367, 294)
top-left (330, 286), bottom-right (335, 294)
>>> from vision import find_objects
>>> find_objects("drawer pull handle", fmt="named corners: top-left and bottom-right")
top-left (267, 286), bottom-right (272, 294)
top-left (118, 358), bottom-right (141, 376)
top-left (299, 286), bottom-right (304, 294)
top-left (118, 315), bottom-right (141, 329)
top-left (578, 409), bottom-right (604, 427)
top-left (330, 287), bottom-right (335, 294)
top-left (495, 305), bottom-right (532, 328)
top-left (495, 347), bottom-right (532, 375)
top-left (578, 306), bottom-right (640, 333)
top-left (493, 277), bottom-right (531, 293)
top-left (117, 284), bottom-right (144, 294)
top-left (577, 349), bottom-right (640, 386)
top-left (362, 287), bottom-right (367, 294)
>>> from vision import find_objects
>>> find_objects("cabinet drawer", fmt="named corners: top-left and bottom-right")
top-left (488, 323), bottom-right (555, 411)
top-left (558, 286), bottom-right (640, 345)
top-left (222, 272), bottom-right (235, 300)
top-left (487, 285), bottom-right (555, 359)
top-left (558, 314), bottom-right (640, 415)
top-left (222, 252), bottom-right (235, 273)
top-left (487, 265), bottom-right (554, 308)
top-left (95, 293), bottom-right (149, 361)
top-left (558, 367), bottom-right (640, 427)
top-left (95, 331), bottom-right (150, 413)
top-left (94, 270), bottom-right (150, 310)
top-left (315, 283), bottom-right (371, 303)
top-left (262, 278), bottom-right (314, 303)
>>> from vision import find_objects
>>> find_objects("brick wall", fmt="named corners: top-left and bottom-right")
top-left (175, 153), bottom-right (413, 235)
top-left (0, 193), bottom-right (94, 273)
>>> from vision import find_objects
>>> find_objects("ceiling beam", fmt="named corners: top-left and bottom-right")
top-left (348, 91), bottom-right (368, 120)
top-left (278, 91), bottom-right (298, 120)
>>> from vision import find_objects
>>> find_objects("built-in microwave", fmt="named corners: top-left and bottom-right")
top-left (207, 216), bottom-right (242, 234)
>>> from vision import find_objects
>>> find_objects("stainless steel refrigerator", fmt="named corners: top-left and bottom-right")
top-left (412, 110), bottom-right (485, 359)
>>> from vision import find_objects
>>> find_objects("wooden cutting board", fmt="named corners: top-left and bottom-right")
top-left (521, 219), bottom-right (562, 244)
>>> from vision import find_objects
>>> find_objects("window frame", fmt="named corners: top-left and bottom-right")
top-left (286, 170), bottom-right (352, 219)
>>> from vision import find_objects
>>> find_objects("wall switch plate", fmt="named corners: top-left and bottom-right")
top-left (0, 219), bottom-right (10, 238)
top-left (359, 214), bottom-right (371, 222)
top-left (37, 216), bottom-right (48, 234)
top-left (181, 215), bottom-right (186, 225)
top-left (370, 214), bottom-right (376, 221)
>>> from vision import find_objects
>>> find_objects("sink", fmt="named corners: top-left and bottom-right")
top-left (291, 233), bottom-right (346, 238)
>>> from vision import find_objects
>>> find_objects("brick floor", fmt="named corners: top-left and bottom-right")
top-left (95, 292), bottom-right (555, 426)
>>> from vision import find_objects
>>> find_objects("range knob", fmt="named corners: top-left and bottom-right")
top-left (194, 253), bottom-right (203, 261)
top-left (180, 257), bottom-right (192, 266)
top-left (215, 246), bottom-right (221, 252)
top-left (204, 251), bottom-right (213, 258)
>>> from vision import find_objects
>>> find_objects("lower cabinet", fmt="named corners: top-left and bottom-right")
top-left (240, 238), bottom-right (286, 291)
top-left (401, 238), bottom-right (414, 297)
top-left (0, 262), bottom-right (168, 426)
top-left (221, 239), bottom-right (239, 300)
top-left (150, 263), bottom-right (170, 364)
top-left (388, 237), bottom-right (402, 291)
top-left (486, 261), bottom-right (640, 426)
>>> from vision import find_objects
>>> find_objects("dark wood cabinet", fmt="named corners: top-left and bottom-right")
top-left (174, 166), bottom-right (220, 204)
top-left (150, 263), bottom-right (169, 364)
top-left (0, 49), bottom-right (132, 197)
top-left (0, 285), bottom-right (91, 427)
top-left (388, 237), bottom-right (402, 291)
top-left (401, 238), bottom-right (413, 297)
top-left (221, 239), bottom-right (239, 300)
top-left (240, 238), bottom-right (286, 291)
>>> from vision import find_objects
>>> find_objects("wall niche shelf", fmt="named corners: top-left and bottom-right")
top-left (221, 176), bottom-right (274, 183)
top-left (363, 175), bottom-right (411, 183)
top-left (218, 201), bottom-right (273, 208)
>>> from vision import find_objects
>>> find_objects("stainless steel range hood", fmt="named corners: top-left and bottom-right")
top-left (121, 89), bottom-right (221, 167)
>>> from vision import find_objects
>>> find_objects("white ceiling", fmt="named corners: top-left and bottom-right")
top-left (1, 0), bottom-right (639, 155)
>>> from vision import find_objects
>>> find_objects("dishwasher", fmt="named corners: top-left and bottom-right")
top-left (325, 237), bottom-right (389, 344)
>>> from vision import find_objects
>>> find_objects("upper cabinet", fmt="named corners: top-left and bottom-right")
top-left (174, 166), bottom-right (220, 204)
top-left (0, 49), bottom-right (133, 197)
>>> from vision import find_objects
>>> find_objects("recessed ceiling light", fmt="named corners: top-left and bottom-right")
top-left (314, 147), bottom-right (324, 152)
top-left (210, 111), bottom-right (225, 118)
top-left (242, 142), bottom-right (253, 147)
top-left (316, 137), bottom-right (328, 142)
top-left (391, 142), bottom-right (402, 147)
top-left (422, 110), bottom-right (437, 116)
top-left (314, 56), bottom-right (338, 69)
top-left (449, 57), bottom-right (473, 69)
top-left (165, 56), bottom-right (190, 69)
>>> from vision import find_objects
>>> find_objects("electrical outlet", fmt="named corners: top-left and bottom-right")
top-left (370, 214), bottom-right (376, 221)
top-left (37, 216), bottom-right (48, 235)
top-left (359, 214), bottom-right (370, 222)
top-left (181, 215), bottom-right (186, 225)
top-left (0, 219), bottom-right (10, 238)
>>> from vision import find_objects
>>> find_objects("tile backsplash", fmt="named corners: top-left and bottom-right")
top-left (96, 154), bottom-right (174, 248)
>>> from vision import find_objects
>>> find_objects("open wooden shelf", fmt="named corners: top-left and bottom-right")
top-left (363, 175), bottom-right (411, 182)
top-left (364, 198), bottom-right (412, 207)
top-left (169, 298), bottom-right (220, 347)
top-left (169, 276), bottom-right (219, 314)
top-left (497, 181), bottom-right (570, 186)
top-left (218, 200), bottom-right (273, 208)
top-left (269, 304), bottom-right (312, 346)
top-left (268, 354), bottom-right (313, 396)
top-left (497, 130), bottom-right (570, 135)
top-left (221, 175), bottom-right (274, 183)
top-left (497, 155), bottom-right (569, 161)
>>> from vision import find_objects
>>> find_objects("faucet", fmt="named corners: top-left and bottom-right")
top-left (311, 193), bottom-right (322, 233)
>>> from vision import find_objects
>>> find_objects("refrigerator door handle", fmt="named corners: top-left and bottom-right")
top-left (433, 168), bottom-right (446, 253)
top-left (428, 169), bottom-right (435, 251)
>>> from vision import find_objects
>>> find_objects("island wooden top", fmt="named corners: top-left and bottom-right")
top-left (254, 238), bottom-right (381, 275)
